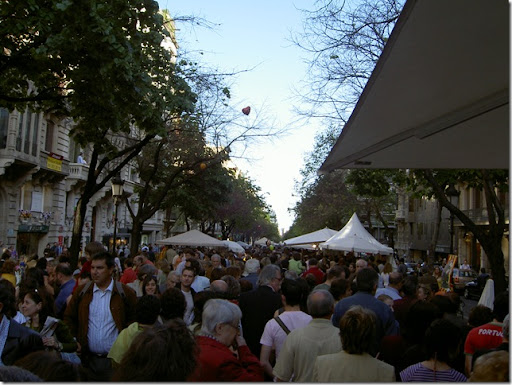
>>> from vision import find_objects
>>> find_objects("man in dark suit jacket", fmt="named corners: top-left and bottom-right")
top-left (238, 264), bottom-right (283, 359)
top-left (0, 280), bottom-right (44, 365)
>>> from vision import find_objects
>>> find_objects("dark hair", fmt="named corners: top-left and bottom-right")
top-left (191, 290), bottom-right (220, 325)
top-left (281, 278), bottom-right (303, 306)
top-left (91, 251), bottom-right (115, 268)
top-left (141, 274), bottom-right (160, 296)
top-left (493, 292), bottom-right (509, 322)
top-left (160, 288), bottom-right (186, 321)
top-left (309, 258), bottom-right (318, 266)
top-left (329, 278), bottom-right (350, 301)
top-left (124, 258), bottom-right (133, 268)
top-left (239, 279), bottom-right (253, 293)
top-left (55, 263), bottom-right (73, 277)
top-left (339, 306), bottom-right (377, 354)
top-left (186, 258), bottom-right (202, 275)
top-left (0, 280), bottom-right (16, 318)
top-left (136, 295), bottom-right (161, 325)
top-left (84, 241), bottom-right (106, 258)
top-left (220, 275), bottom-right (241, 300)
top-left (403, 300), bottom-right (443, 344)
top-left (326, 265), bottom-right (343, 280)
top-left (22, 290), bottom-right (51, 326)
top-left (112, 319), bottom-right (197, 381)
top-left (209, 267), bottom-right (225, 282)
top-left (35, 258), bottom-right (47, 271)
top-left (78, 256), bottom-right (88, 266)
top-left (14, 350), bottom-right (80, 381)
top-left (424, 318), bottom-right (462, 363)
top-left (356, 268), bottom-right (379, 292)
top-left (292, 252), bottom-right (301, 261)
top-left (468, 305), bottom-right (494, 328)
top-left (0, 259), bottom-right (16, 275)
top-left (226, 265), bottom-right (241, 279)
top-left (431, 294), bottom-right (458, 314)
top-left (401, 275), bottom-right (418, 296)
top-left (182, 266), bottom-right (197, 277)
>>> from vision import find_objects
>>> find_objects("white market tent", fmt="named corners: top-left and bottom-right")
top-left (236, 240), bottom-right (251, 249)
top-left (156, 229), bottom-right (225, 248)
top-left (283, 228), bottom-right (339, 248)
top-left (223, 240), bottom-right (245, 253)
top-left (320, 213), bottom-right (393, 255)
top-left (254, 237), bottom-right (274, 246)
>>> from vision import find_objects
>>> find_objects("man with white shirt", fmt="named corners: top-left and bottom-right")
top-left (186, 258), bottom-right (210, 292)
top-left (178, 266), bottom-right (197, 326)
top-left (64, 251), bottom-right (137, 381)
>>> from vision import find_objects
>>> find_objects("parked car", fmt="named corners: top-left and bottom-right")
top-left (451, 268), bottom-right (478, 292)
top-left (464, 272), bottom-right (491, 300)
top-left (405, 263), bottom-right (418, 275)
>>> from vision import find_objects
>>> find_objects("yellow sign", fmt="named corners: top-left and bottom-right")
top-left (47, 153), bottom-right (63, 172)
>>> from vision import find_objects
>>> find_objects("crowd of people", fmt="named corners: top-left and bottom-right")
top-left (0, 241), bottom-right (508, 382)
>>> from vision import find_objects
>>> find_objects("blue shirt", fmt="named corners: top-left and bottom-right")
top-left (55, 278), bottom-right (76, 317)
top-left (332, 291), bottom-right (399, 356)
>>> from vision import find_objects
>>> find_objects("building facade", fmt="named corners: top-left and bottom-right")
top-left (0, 108), bottom-right (169, 259)
top-left (395, 186), bottom-right (509, 274)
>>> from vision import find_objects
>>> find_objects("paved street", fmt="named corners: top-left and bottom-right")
top-left (461, 296), bottom-right (478, 321)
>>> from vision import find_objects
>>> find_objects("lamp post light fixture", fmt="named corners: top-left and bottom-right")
top-left (445, 183), bottom-right (460, 254)
top-left (111, 174), bottom-right (124, 253)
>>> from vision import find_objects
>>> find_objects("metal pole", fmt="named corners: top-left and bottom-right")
top-left (112, 197), bottom-right (118, 254)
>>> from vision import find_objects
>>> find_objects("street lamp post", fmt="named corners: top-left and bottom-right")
top-left (446, 183), bottom-right (460, 254)
top-left (111, 174), bottom-right (124, 254)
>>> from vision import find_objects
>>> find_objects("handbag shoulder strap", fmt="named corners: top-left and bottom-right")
top-left (274, 316), bottom-right (291, 335)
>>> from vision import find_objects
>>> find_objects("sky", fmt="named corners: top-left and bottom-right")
top-left (157, 1), bottom-right (322, 234)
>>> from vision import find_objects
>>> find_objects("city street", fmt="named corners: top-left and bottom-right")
top-left (461, 296), bottom-right (478, 321)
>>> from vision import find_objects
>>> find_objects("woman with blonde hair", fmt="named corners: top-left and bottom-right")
top-left (381, 262), bottom-right (393, 287)
top-left (313, 306), bottom-right (395, 382)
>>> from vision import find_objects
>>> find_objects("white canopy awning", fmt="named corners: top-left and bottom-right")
top-left (283, 228), bottom-right (338, 246)
top-left (155, 229), bottom-right (225, 248)
top-left (223, 240), bottom-right (245, 253)
top-left (320, 213), bottom-right (393, 255)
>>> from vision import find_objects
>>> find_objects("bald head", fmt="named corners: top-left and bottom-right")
top-left (210, 280), bottom-right (228, 293)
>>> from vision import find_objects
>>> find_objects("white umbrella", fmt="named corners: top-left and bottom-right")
top-left (223, 240), bottom-right (245, 253)
top-left (155, 229), bottom-right (225, 248)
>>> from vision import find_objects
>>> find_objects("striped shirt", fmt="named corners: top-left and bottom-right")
top-left (400, 363), bottom-right (467, 382)
top-left (87, 279), bottom-right (119, 354)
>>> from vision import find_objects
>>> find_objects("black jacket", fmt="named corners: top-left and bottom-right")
top-left (2, 318), bottom-right (45, 365)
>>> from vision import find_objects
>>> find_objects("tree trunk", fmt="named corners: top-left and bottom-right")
top-left (68, 196), bottom-right (89, 270)
top-left (130, 219), bottom-right (144, 257)
top-left (427, 202), bottom-right (442, 265)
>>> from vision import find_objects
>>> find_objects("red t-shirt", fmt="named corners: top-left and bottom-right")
top-left (464, 322), bottom-right (503, 355)
top-left (120, 267), bottom-right (137, 284)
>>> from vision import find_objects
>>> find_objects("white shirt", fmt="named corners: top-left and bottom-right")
top-left (88, 279), bottom-right (118, 354)
top-left (182, 290), bottom-right (194, 326)
top-left (260, 311), bottom-right (312, 358)
top-left (191, 275), bottom-right (210, 293)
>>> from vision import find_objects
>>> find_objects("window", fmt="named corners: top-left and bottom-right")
top-left (24, 112), bottom-right (32, 154)
top-left (31, 191), bottom-right (43, 212)
top-left (16, 110), bottom-right (24, 151)
top-left (32, 113), bottom-right (39, 156)
top-left (0, 108), bottom-right (9, 149)
top-left (45, 120), bottom-right (55, 152)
